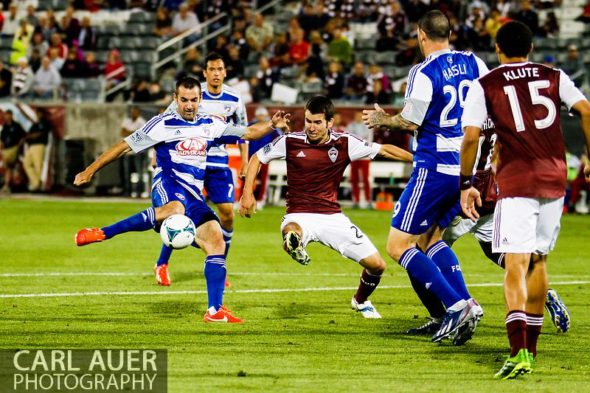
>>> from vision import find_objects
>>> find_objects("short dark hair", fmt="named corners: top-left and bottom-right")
top-left (418, 10), bottom-right (450, 41)
top-left (175, 76), bottom-right (201, 93)
top-left (305, 96), bottom-right (334, 121)
top-left (204, 52), bottom-right (225, 68)
top-left (496, 21), bottom-right (533, 58)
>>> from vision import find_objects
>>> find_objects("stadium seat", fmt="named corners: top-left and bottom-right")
top-left (129, 12), bottom-right (157, 25)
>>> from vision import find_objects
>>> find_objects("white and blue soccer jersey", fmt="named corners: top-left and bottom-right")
top-left (402, 49), bottom-right (488, 175)
top-left (392, 49), bottom-right (488, 234)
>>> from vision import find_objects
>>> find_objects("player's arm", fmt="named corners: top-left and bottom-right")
top-left (571, 99), bottom-right (590, 182)
top-left (377, 144), bottom-right (413, 162)
top-left (238, 153), bottom-right (262, 218)
top-left (238, 142), bottom-right (249, 179)
top-left (362, 104), bottom-right (419, 132)
top-left (74, 140), bottom-right (131, 186)
top-left (238, 111), bottom-right (290, 141)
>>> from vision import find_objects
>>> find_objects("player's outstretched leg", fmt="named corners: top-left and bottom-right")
top-left (282, 224), bottom-right (311, 265)
top-left (351, 253), bottom-right (385, 319)
top-left (154, 244), bottom-right (173, 286)
top-left (75, 207), bottom-right (157, 246)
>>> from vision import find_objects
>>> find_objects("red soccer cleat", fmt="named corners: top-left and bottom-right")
top-left (154, 264), bottom-right (171, 286)
top-left (203, 306), bottom-right (243, 323)
top-left (225, 279), bottom-right (232, 288)
top-left (75, 228), bottom-right (106, 246)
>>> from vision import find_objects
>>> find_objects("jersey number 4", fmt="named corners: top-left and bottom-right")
top-left (503, 80), bottom-right (557, 132)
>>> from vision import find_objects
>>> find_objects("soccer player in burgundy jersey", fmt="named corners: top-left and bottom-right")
top-left (239, 96), bottom-right (412, 319)
top-left (362, 10), bottom-right (487, 345)
top-left (461, 21), bottom-right (590, 379)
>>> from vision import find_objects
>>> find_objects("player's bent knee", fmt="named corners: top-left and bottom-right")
top-left (361, 253), bottom-right (386, 275)
top-left (155, 201), bottom-right (185, 222)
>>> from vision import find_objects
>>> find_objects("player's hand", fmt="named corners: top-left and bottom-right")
top-left (362, 104), bottom-right (388, 129)
top-left (461, 187), bottom-right (481, 222)
top-left (584, 162), bottom-right (590, 183)
top-left (74, 170), bottom-right (93, 186)
top-left (271, 111), bottom-right (291, 132)
top-left (238, 192), bottom-right (256, 218)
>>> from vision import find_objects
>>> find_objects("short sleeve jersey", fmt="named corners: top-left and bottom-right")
top-left (257, 131), bottom-right (381, 214)
top-left (462, 62), bottom-right (586, 199)
top-left (166, 83), bottom-right (248, 168)
top-left (402, 49), bottom-right (488, 176)
top-left (125, 112), bottom-right (241, 189)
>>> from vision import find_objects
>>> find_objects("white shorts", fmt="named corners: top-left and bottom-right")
top-left (492, 197), bottom-right (564, 255)
top-left (443, 213), bottom-right (493, 246)
top-left (280, 213), bottom-right (378, 262)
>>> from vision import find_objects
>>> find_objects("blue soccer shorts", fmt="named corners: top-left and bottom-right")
top-left (151, 172), bottom-right (218, 227)
top-left (204, 166), bottom-right (235, 204)
top-left (391, 166), bottom-right (462, 235)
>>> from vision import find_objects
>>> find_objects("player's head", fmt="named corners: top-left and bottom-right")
top-left (495, 21), bottom-right (533, 60)
top-left (203, 52), bottom-right (226, 91)
top-left (417, 10), bottom-right (450, 53)
top-left (174, 76), bottom-right (201, 121)
top-left (304, 96), bottom-right (334, 143)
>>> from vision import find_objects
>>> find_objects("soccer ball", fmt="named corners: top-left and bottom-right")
top-left (160, 214), bottom-right (196, 249)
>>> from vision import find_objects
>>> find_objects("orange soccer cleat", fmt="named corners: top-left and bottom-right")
top-left (203, 306), bottom-right (243, 323)
top-left (154, 264), bottom-right (171, 286)
top-left (75, 228), bottom-right (106, 246)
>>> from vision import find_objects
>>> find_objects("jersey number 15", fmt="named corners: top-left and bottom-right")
top-left (503, 80), bottom-right (557, 132)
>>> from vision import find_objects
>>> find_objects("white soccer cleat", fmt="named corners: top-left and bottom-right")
top-left (351, 297), bottom-right (382, 319)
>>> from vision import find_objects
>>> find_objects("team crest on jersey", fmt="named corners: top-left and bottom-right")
top-left (224, 104), bottom-right (233, 114)
top-left (328, 147), bottom-right (338, 163)
top-left (175, 193), bottom-right (185, 201)
top-left (130, 132), bottom-right (144, 143)
top-left (447, 56), bottom-right (453, 64)
top-left (176, 138), bottom-right (207, 156)
top-left (263, 144), bottom-right (272, 154)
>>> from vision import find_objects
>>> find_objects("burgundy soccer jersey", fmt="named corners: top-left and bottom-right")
top-left (463, 62), bottom-right (586, 199)
top-left (257, 131), bottom-right (381, 214)
top-left (473, 119), bottom-right (497, 215)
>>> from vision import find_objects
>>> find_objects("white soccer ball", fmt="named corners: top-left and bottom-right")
top-left (160, 214), bottom-right (196, 249)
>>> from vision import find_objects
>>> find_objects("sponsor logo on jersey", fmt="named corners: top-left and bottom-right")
top-left (328, 147), bottom-right (338, 163)
top-left (296, 151), bottom-right (306, 158)
top-left (175, 138), bottom-right (207, 157)
top-left (420, 219), bottom-right (428, 226)
top-left (175, 129), bottom-right (182, 135)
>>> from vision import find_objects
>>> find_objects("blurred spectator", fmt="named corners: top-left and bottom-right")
top-left (47, 32), bottom-right (68, 59)
top-left (225, 45), bottom-right (244, 81)
top-left (395, 22), bottom-right (418, 66)
top-left (24, 5), bottom-right (39, 27)
top-left (288, 28), bottom-right (310, 65)
top-left (61, 49), bottom-right (86, 78)
top-left (80, 51), bottom-right (100, 78)
top-left (392, 80), bottom-right (407, 107)
top-left (35, 14), bottom-right (57, 43)
top-left (324, 60), bottom-right (345, 99)
top-left (245, 12), bottom-right (274, 54)
top-left (539, 11), bottom-right (559, 37)
top-left (23, 108), bottom-right (52, 192)
top-left (286, 17), bottom-right (301, 42)
top-left (561, 44), bottom-right (586, 87)
top-left (377, 1), bottom-right (406, 40)
top-left (11, 56), bottom-right (33, 96)
top-left (177, 46), bottom-right (202, 78)
top-left (29, 47), bottom-right (42, 72)
top-left (47, 47), bottom-right (64, 70)
top-left (1, 4), bottom-right (19, 36)
top-left (332, 111), bottom-right (344, 132)
top-left (345, 61), bottom-right (368, 101)
top-left (171, 3), bottom-right (201, 45)
top-left (269, 32), bottom-right (291, 68)
top-left (10, 29), bottom-right (29, 65)
top-left (120, 106), bottom-right (147, 197)
top-left (254, 56), bottom-right (277, 100)
top-left (230, 29), bottom-right (249, 59)
top-left (327, 27), bottom-right (353, 67)
top-left (485, 9), bottom-right (502, 41)
top-left (515, 0), bottom-right (539, 35)
top-left (154, 7), bottom-right (173, 38)
top-left (60, 6), bottom-right (81, 46)
top-left (348, 111), bottom-right (373, 208)
top-left (27, 31), bottom-right (48, 59)
top-left (32, 56), bottom-right (62, 99)
top-left (104, 49), bottom-right (126, 86)
top-left (298, 1), bottom-right (330, 32)
top-left (14, 18), bottom-right (33, 46)
top-left (0, 110), bottom-right (26, 194)
top-left (404, 0), bottom-right (428, 22)
top-left (130, 79), bottom-right (152, 102)
top-left (0, 60), bottom-right (12, 97)
top-left (568, 154), bottom-right (590, 212)
top-left (576, 0), bottom-right (590, 23)
top-left (366, 78), bottom-right (390, 105)
top-left (542, 55), bottom-right (556, 68)
top-left (367, 64), bottom-right (391, 96)
top-left (305, 42), bottom-right (325, 80)
top-left (209, 34), bottom-right (229, 62)
top-left (149, 81), bottom-right (170, 104)
top-left (77, 16), bottom-right (97, 50)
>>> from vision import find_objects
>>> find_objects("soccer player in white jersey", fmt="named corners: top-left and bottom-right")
top-left (73, 77), bottom-right (290, 323)
top-left (154, 52), bottom-right (249, 286)
top-left (362, 10), bottom-right (487, 345)
top-left (239, 96), bottom-right (413, 318)
top-left (460, 21), bottom-right (590, 379)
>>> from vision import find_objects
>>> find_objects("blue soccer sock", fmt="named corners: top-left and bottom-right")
top-left (156, 244), bottom-right (173, 267)
top-left (204, 254), bottom-right (226, 310)
top-left (221, 226), bottom-right (233, 259)
top-left (102, 207), bottom-right (156, 239)
top-left (426, 241), bottom-right (471, 300)
top-left (399, 247), bottom-right (463, 309)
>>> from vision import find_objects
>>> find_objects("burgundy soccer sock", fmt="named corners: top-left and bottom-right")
top-left (354, 269), bottom-right (382, 304)
top-left (526, 313), bottom-right (543, 358)
top-left (506, 310), bottom-right (527, 357)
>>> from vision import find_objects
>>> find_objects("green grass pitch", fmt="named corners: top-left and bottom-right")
top-left (1, 198), bottom-right (589, 392)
